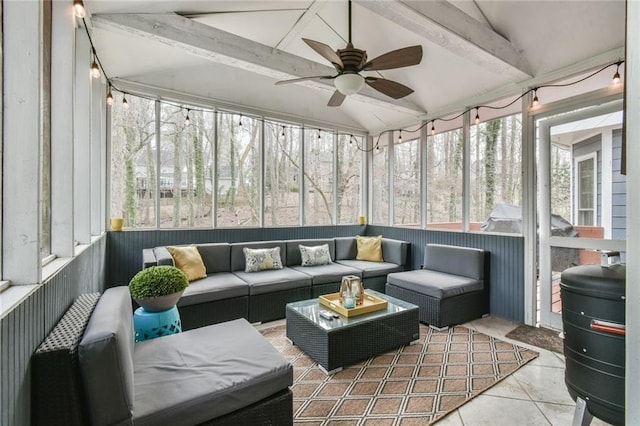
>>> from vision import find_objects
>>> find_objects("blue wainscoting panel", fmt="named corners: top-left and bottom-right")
top-left (366, 226), bottom-right (525, 323)
top-left (1, 236), bottom-right (106, 426)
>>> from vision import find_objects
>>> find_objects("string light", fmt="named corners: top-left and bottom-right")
top-left (375, 145), bottom-right (380, 153)
top-left (430, 121), bottom-right (435, 136)
top-left (73, 0), bottom-right (85, 18)
top-left (532, 89), bottom-right (539, 107)
top-left (612, 62), bottom-right (621, 85)
top-left (122, 95), bottom-right (129, 109)
top-left (280, 126), bottom-right (286, 140)
top-left (474, 108), bottom-right (480, 125)
top-left (184, 109), bottom-right (191, 126)
top-left (317, 129), bottom-right (322, 140)
top-left (349, 134), bottom-right (354, 145)
top-left (90, 59), bottom-right (100, 79)
top-left (398, 130), bottom-right (402, 144)
top-left (106, 84), bottom-right (114, 106)
top-left (238, 115), bottom-right (243, 127)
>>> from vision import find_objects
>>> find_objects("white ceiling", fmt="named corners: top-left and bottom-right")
top-left (86, 0), bottom-right (626, 134)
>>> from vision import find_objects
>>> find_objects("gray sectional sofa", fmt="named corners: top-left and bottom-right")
top-left (143, 236), bottom-right (409, 328)
top-left (32, 287), bottom-right (293, 426)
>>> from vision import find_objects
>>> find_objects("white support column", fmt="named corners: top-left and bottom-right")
top-left (360, 134), bottom-right (369, 224)
top-left (74, 29), bottom-right (92, 244)
top-left (90, 76), bottom-right (103, 236)
top-left (601, 129), bottom-right (613, 239)
top-left (462, 111), bottom-right (471, 232)
top-left (2, 1), bottom-right (42, 284)
top-left (420, 121), bottom-right (428, 228)
top-left (522, 91), bottom-right (537, 325)
top-left (332, 131), bottom-right (339, 224)
top-left (626, 0), bottom-right (640, 421)
top-left (300, 128), bottom-right (306, 226)
top-left (100, 82), bottom-right (107, 231)
top-left (366, 135), bottom-right (373, 222)
top-left (51, 0), bottom-right (75, 257)
top-left (387, 132), bottom-right (394, 226)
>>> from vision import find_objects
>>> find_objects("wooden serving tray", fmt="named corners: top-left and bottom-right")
top-left (319, 292), bottom-right (388, 317)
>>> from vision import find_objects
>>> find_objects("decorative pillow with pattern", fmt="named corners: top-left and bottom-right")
top-left (299, 244), bottom-right (332, 266)
top-left (243, 247), bottom-right (284, 272)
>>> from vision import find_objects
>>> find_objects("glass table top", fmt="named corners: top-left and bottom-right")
top-left (286, 290), bottom-right (418, 331)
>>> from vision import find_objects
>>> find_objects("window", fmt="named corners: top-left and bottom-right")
top-left (216, 113), bottom-right (260, 227)
top-left (470, 114), bottom-right (522, 227)
top-left (159, 105), bottom-right (215, 228)
top-left (426, 128), bottom-right (463, 229)
top-left (394, 137), bottom-right (420, 227)
top-left (264, 122), bottom-right (300, 226)
top-left (372, 142), bottom-right (389, 225)
top-left (110, 93), bottom-right (157, 228)
top-left (304, 129), bottom-right (334, 225)
top-left (337, 134), bottom-right (362, 224)
top-left (575, 154), bottom-right (596, 226)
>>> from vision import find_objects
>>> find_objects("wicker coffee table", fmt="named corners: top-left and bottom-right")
top-left (285, 290), bottom-right (420, 374)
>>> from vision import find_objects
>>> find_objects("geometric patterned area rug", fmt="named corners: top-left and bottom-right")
top-left (260, 324), bottom-right (538, 424)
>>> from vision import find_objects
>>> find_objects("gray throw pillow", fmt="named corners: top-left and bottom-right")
top-left (243, 247), bottom-right (284, 272)
top-left (299, 244), bottom-right (332, 266)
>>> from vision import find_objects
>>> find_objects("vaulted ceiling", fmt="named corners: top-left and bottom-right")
top-left (86, 0), bottom-right (626, 134)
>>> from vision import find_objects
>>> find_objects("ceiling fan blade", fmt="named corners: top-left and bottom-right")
top-left (365, 77), bottom-right (414, 99)
top-left (328, 90), bottom-right (346, 107)
top-left (361, 46), bottom-right (423, 71)
top-left (302, 38), bottom-right (344, 70)
top-left (275, 75), bottom-right (334, 85)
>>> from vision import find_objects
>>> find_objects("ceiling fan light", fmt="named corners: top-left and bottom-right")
top-left (334, 73), bottom-right (365, 96)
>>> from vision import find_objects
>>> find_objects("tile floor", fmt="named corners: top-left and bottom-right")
top-left (434, 316), bottom-right (612, 426)
top-left (258, 316), bottom-right (613, 425)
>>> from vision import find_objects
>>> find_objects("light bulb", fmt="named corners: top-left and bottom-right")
top-left (431, 122), bottom-right (435, 136)
top-left (613, 65), bottom-right (621, 85)
top-left (185, 110), bottom-right (190, 126)
top-left (398, 131), bottom-right (402, 144)
top-left (375, 145), bottom-right (380, 153)
top-left (238, 115), bottom-right (242, 127)
top-left (73, 0), bottom-right (85, 18)
top-left (349, 135), bottom-right (354, 145)
top-left (317, 130), bottom-right (321, 140)
top-left (122, 95), bottom-right (129, 109)
top-left (90, 60), bottom-right (100, 79)
top-left (106, 89), bottom-right (114, 106)
top-left (280, 127), bottom-right (285, 140)
top-left (532, 95), bottom-right (539, 107)
top-left (474, 109), bottom-right (480, 125)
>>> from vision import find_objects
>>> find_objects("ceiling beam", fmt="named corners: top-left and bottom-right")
top-left (275, 0), bottom-right (329, 50)
top-left (356, 0), bottom-right (533, 81)
top-left (91, 12), bottom-right (425, 115)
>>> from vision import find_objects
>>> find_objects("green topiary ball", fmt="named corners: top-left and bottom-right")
top-left (129, 265), bottom-right (189, 299)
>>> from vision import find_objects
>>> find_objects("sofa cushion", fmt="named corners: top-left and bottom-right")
top-left (424, 244), bottom-right (485, 280)
top-left (285, 239), bottom-right (335, 266)
top-left (231, 241), bottom-right (286, 272)
top-left (243, 247), bottom-right (284, 272)
top-left (132, 319), bottom-right (293, 426)
top-left (196, 243), bottom-right (231, 273)
top-left (177, 273), bottom-right (249, 306)
top-left (334, 237), bottom-right (357, 260)
top-left (233, 267), bottom-right (312, 295)
top-left (387, 269), bottom-right (484, 299)
top-left (299, 244), bottom-right (333, 266)
top-left (356, 235), bottom-right (383, 262)
top-left (336, 259), bottom-right (404, 278)
top-left (78, 287), bottom-right (135, 426)
top-left (292, 263), bottom-right (362, 285)
top-left (167, 245), bottom-right (207, 281)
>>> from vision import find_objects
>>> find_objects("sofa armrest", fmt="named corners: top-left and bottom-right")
top-left (142, 249), bottom-right (158, 269)
top-left (153, 246), bottom-right (175, 267)
top-left (382, 238), bottom-right (408, 267)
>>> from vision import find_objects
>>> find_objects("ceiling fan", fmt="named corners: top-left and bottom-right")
top-left (275, 0), bottom-right (423, 107)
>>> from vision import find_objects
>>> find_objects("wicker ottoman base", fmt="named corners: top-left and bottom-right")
top-left (286, 290), bottom-right (419, 374)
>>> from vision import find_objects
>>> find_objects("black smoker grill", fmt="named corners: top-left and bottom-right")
top-left (560, 264), bottom-right (626, 426)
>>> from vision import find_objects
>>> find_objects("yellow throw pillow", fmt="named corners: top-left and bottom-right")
top-left (355, 235), bottom-right (383, 262)
top-left (167, 245), bottom-right (207, 281)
